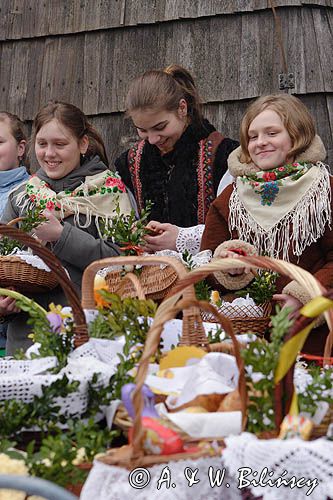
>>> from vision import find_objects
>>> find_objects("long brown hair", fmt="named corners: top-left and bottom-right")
top-left (31, 101), bottom-right (109, 166)
top-left (125, 64), bottom-right (203, 126)
top-left (240, 94), bottom-right (316, 163)
top-left (0, 111), bottom-right (28, 167)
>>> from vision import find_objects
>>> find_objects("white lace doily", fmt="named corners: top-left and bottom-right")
top-left (80, 455), bottom-right (237, 500)
top-left (10, 249), bottom-right (52, 272)
top-left (222, 432), bottom-right (333, 500)
top-left (0, 350), bottom-right (118, 421)
top-left (176, 224), bottom-right (205, 255)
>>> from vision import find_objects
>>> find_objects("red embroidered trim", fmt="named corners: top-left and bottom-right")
top-left (197, 138), bottom-right (215, 224)
top-left (128, 140), bottom-right (145, 212)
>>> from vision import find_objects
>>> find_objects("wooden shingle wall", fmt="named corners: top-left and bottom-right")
top-left (0, 1), bottom-right (332, 166)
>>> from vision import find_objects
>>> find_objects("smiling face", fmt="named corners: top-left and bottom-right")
top-left (35, 118), bottom-right (88, 179)
top-left (0, 119), bottom-right (26, 171)
top-left (130, 101), bottom-right (188, 155)
top-left (247, 109), bottom-right (293, 170)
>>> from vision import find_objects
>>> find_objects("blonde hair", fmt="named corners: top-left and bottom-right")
top-left (125, 64), bottom-right (203, 126)
top-left (240, 94), bottom-right (316, 163)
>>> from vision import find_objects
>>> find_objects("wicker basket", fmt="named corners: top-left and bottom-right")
top-left (171, 254), bottom-right (333, 434)
top-left (95, 293), bottom-right (247, 468)
top-left (0, 218), bottom-right (58, 293)
top-left (105, 263), bottom-right (178, 302)
top-left (202, 301), bottom-right (272, 337)
top-left (0, 222), bottom-right (88, 348)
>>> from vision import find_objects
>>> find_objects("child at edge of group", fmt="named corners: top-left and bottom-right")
top-left (0, 112), bottom-right (30, 350)
top-left (0, 101), bottom-right (134, 355)
top-left (200, 93), bottom-right (333, 356)
top-left (115, 64), bottom-right (239, 256)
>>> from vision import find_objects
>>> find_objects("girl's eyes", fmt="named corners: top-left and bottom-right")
top-left (155, 125), bottom-right (166, 131)
top-left (249, 136), bottom-right (257, 141)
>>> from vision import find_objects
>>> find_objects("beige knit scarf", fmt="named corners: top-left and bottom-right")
top-left (227, 136), bottom-right (331, 260)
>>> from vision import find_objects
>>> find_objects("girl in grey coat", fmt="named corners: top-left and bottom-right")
top-left (0, 101), bottom-right (133, 354)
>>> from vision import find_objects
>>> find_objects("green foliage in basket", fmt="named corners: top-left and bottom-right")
top-left (101, 200), bottom-right (153, 255)
top-left (0, 371), bottom-right (118, 488)
top-left (0, 208), bottom-right (46, 255)
top-left (237, 270), bottom-right (278, 305)
top-left (298, 364), bottom-right (333, 417)
top-left (241, 306), bottom-right (293, 434)
top-left (207, 326), bottom-right (225, 344)
top-left (182, 250), bottom-right (212, 301)
top-left (90, 292), bottom-right (158, 399)
top-left (26, 418), bottom-right (118, 488)
top-left (3, 289), bottom-right (75, 371)
top-left (0, 375), bottom-right (80, 439)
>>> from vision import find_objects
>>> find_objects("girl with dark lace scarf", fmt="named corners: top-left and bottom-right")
top-left (115, 64), bottom-right (238, 255)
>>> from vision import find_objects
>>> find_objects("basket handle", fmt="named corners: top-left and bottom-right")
top-left (115, 272), bottom-right (146, 300)
top-left (169, 254), bottom-right (333, 424)
top-left (131, 297), bottom-right (247, 458)
top-left (6, 217), bottom-right (25, 227)
top-left (169, 254), bottom-right (333, 357)
top-left (82, 255), bottom-right (208, 347)
top-left (0, 223), bottom-right (88, 347)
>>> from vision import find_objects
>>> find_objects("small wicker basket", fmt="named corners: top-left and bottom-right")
top-left (0, 222), bottom-right (88, 348)
top-left (201, 301), bottom-right (272, 337)
top-left (105, 263), bottom-right (178, 302)
top-left (0, 218), bottom-right (58, 293)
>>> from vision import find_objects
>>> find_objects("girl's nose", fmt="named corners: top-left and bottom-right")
top-left (45, 145), bottom-right (56, 157)
top-left (147, 132), bottom-right (161, 145)
top-left (257, 134), bottom-right (268, 147)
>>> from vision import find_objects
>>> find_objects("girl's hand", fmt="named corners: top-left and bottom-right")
top-left (214, 249), bottom-right (251, 276)
top-left (33, 210), bottom-right (64, 243)
top-left (273, 293), bottom-right (303, 313)
top-left (143, 221), bottom-right (179, 252)
top-left (0, 295), bottom-right (20, 315)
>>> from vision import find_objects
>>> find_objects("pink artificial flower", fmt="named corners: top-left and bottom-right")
top-left (105, 176), bottom-right (126, 192)
top-left (263, 171), bottom-right (277, 181)
top-left (46, 200), bottom-right (55, 210)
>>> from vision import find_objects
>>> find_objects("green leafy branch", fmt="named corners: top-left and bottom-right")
top-left (237, 270), bottom-right (278, 305)
top-left (101, 200), bottom-right (153, 255)
top-left (241, 306), bottom-right (293, 433)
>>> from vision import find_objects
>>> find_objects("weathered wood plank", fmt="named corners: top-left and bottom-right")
top-left (1, 0), bottom-right (333, 39)
top-left (311, 8), bottom-right (333, 92)
top-left (23, 39), bottom-right (44, 120)
top-left (0, 43), bottom-right (13, 114)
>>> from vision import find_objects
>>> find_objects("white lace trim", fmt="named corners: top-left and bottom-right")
top-left (81, 455), bottom-right (227, 500)
top-left (222, 432), bottom-right (333, 500)
top-left (176, 224), bottom-right (205, 255)
top-left (9, 249), bottom-right (52, 272)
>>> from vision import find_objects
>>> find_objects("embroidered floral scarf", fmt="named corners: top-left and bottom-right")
top-left (17, 170), bottom-right (133, 229)
top-left (229, 161), bottom-right (331, 260)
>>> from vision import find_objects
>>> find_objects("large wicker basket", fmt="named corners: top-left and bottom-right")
top-left (0, 218), bottom-right (58, 293)
top-left (0, 223), bottom-right (88, 348)
top-left (171, 254), bottom-right (333, 432)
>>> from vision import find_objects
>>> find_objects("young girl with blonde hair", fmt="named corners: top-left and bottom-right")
top-left (201, 93), bottom-right (332, 355)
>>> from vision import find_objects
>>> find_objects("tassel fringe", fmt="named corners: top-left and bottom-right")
top-left (229, 163), bottom-right (331, 261)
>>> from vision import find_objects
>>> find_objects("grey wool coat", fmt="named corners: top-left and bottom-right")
top-left (1, 156), bottom-right (123, 354)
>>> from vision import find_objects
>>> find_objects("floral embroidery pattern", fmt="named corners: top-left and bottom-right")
top-left (242, 161), bottom-right (309, 206)
top-left (25, 171), bottom-right (126, 211)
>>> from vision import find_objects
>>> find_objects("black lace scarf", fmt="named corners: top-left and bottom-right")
top-left (139, 120), bottom-right (216, 227)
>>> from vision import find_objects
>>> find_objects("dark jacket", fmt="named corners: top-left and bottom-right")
top-left (115, 120), bottom-right (239, 227)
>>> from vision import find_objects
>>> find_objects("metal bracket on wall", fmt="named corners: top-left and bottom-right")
top-left (278, 73), bottom-right (295, 90)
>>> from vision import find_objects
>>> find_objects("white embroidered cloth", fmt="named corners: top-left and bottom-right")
top-left (176, 224), bottom-right (205, 255)
top-left (222, 432), bottom-right (333, 500)
top-left (9, 249), bottom-right (52, 271)
top-left (80, 455), bottom-right (230, 500)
